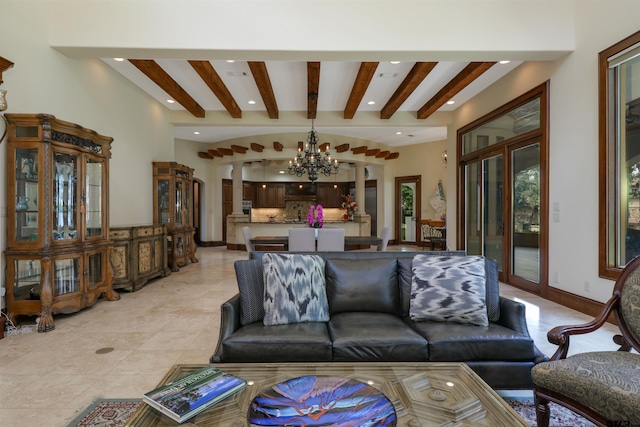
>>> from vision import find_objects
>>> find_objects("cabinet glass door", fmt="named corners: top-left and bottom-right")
top-left (53, 257), bottom-right (80, 296)
top-left (184, 182), bottom-right (191, 227)
top-left (87, 251), bottom-right (104, 289)
top-left (157, 179), bottom-right (170, 225)
top-left (53, 152), bottom-right (79, 241)
top-left (12, 259), bottom-right (41, 301)
top-left (175, 180), bottom-right (183, 227)
top-left (15, 148), bottom-right (39, 242)
top-left (85, 158), bottom-right (104, 238)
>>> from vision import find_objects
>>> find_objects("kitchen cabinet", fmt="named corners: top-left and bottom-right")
top-left (316, 183), bottom-right (346, 208)
top-left (4, 113), bottom-right (118, 332)
top-left (255, 183), bottom-right (285, 208)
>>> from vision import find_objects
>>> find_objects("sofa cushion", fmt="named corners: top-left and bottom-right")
top-left (410, 320), bottom-right (536, 361)
top-left (325, 258), bottom-right (399, 315)
top-left (399, 257), bottom-right (500, 321)
top-left (222, 321), bottom-right (332, 362)
top-left (410, 255), bottom-right (489, 326)
top-left (262, 253), bottom-right (330, 326)
top-left (235, 259), bottom-right (265, 325)
top-left (328, 312), bottom-right (429, 361)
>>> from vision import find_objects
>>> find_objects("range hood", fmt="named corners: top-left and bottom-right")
top-left (284, 183), bottom-right (317, 201)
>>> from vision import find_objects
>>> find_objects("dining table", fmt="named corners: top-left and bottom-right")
top-left (250, 235), bottom-right (382, 251)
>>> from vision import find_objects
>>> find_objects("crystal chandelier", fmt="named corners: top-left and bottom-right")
top-left (288, 120), bottom-right (339, 182)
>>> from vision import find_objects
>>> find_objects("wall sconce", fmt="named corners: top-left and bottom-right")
top-left (441, 150), bottom-right (448, 165)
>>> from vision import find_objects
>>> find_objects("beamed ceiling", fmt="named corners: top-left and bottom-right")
top-left (104, 58), bottom-right (522, 148)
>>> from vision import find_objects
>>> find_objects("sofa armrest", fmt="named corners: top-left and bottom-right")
top-left (210, 293), bottom-right (242, 363)
top-left (495, 296), bottom-right (530, 335)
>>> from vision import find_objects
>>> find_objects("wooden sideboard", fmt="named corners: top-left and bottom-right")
top-left (109, 225), bottom-right (171, 291)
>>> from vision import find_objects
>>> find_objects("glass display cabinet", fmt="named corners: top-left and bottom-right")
top-left (4, 114), bottom-right (119, 332)
top-left (152, 162), bottom-right (198, 271)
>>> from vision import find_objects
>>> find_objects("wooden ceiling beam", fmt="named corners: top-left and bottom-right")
top-left (307, 62), bottom-right (320, 119)
top-left (320, 143), bottom-right (330, 152)
top-left (231, 145), bottom-right (248, 154)
top-left (335, 144), bottom-right (350, 153)
top-left (218, 147), bottom-right (234, 156)
top-left (198, 152), bottom-right (213, 159)
top-left (381, 62), bottom-right (438, 119)
top-left (188, 60), bottom-right (241, 118)
top-left (248, 61), bottom-right (279, 119)
top-left (344, 62), bottom-right (379, 119)
top-left (418, 62), bottom-right (496, 119)
top-left (273, 141), bottom-right (283, 152)
top-left (297, 141), bottom-right (304, 151)
top-left (365, 149), bottom-right (381, 156)
top-left (207, 149), bottom-right (222, 158)
top-left (386, 152), bottom-right (400, 160)
top-left (129, 59), bottom-right (205, 118)
top-left (352, 146), bottom-right (367, 154)
top-left (251, 143), bottom-right (264, 152)
top-left (376, 150), bottom-right (391, 158)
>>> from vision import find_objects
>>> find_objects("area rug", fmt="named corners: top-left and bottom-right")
top-left (67, 398), bottom-right (595, 427)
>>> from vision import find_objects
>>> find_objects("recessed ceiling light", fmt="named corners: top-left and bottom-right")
top-left (499, 60), bottom-right (510, 64)
top-left (396, 131), bottom-right (402, 135)
top-left (248, 100), bottom-right (256, 105)
top-left (167, 99), bottom-right (175, 104)
top-left (367, 101), bottom-right (375, 105)
top-left (390, 61), bottom-right (400, 64)
top-left (279, 170), bottom-right (285, 174)
top-left (193, 131), bottom-right (200, 135)
top-left (226, 60), bottom-right (235, 63)
top-left (446, 100), bottom-right (455, 105)
top-left (113, 58), bottom-right (124, 62)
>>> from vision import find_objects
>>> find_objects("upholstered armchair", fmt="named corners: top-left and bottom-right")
top-left (531, 256), bottom-right (640, 427)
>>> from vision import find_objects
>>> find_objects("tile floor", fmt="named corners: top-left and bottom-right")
top-left (0, 246), bottom-right (622, 427)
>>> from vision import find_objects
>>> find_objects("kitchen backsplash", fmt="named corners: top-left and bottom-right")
top-left (252, 201), bottom-right (345, 222)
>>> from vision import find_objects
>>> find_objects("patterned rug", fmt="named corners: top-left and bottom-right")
top-left (67, 398), bottom-right (595, 427)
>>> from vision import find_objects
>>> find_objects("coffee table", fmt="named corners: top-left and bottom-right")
top-left (125, 362), bottom-right (527, 426)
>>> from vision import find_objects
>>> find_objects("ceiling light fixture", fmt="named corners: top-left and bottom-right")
top-left (446, 100), bottom-right (455, 105)
top-left (248, 100), bottom-right (256, 105)
top-left (499, 60), bottom-right (510, 64)
top-left (396, 131), bottom-right (402, 135)
top-left (113, 58), bottom-right (124, 62)
top-left (288, 118), bottom-right (339, 182)
top-left (367, 101), bottom-right (376, 105)
top-left (193, 131), bottom-right (200, 135)
top-left (390, 61), bottom-right (400, 64)
top-left (167, 99), bottom-right (175, 104)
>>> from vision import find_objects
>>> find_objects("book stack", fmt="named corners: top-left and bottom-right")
top-left (143, 366), bottom-right (246, 423)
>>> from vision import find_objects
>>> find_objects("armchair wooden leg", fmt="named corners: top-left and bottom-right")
top-left (534, 393), bottom-right (551, 427)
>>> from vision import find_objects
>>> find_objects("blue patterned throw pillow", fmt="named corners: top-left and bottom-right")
top-left (409, 255), bottom-right (488, 326)
top-left (262, 253), bottom-right (330, 326)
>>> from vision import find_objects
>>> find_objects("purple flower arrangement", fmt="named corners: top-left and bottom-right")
top-left (308, 205), bottom-right (324, 228)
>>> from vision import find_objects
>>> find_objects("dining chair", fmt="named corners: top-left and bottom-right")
top-left (242, 227), bottom-right (254, 252)
top-left (377, 226), bottom-right (391, 251)
top-left (317, 228), bottom-right (345, 251)
top-left (288, 228), bottom-right (316, 251)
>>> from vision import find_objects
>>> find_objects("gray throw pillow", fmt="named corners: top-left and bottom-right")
top-left (234, 259), bottom-right (265, 325)
top-left (399, 256), bottom-right (500, 321)
top-left (262, 253), bottom-right (330, 326)
top-left (409, 254), bottom-right (488, 326)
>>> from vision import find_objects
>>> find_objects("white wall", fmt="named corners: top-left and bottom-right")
top-left (450, 1), bottom-right (640, 303)
top-left (0, 1), bottom-right (176, 307)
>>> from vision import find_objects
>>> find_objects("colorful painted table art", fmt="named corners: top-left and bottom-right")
top-left (247, 375), bottom-right (397, 426)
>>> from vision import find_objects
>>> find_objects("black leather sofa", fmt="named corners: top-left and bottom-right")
top-left (211, 251), bottom-right (547, 389)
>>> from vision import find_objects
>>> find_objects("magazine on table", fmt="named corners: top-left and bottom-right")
top-left (143, 366), bottom-right (247, 423)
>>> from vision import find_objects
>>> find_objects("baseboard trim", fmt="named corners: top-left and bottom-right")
top-left (198, 241), bottom-right (226, 247)
top-left (545, 286), bottom-right (615, 324)
top-left (226, 243), bottom-right (244, 251)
